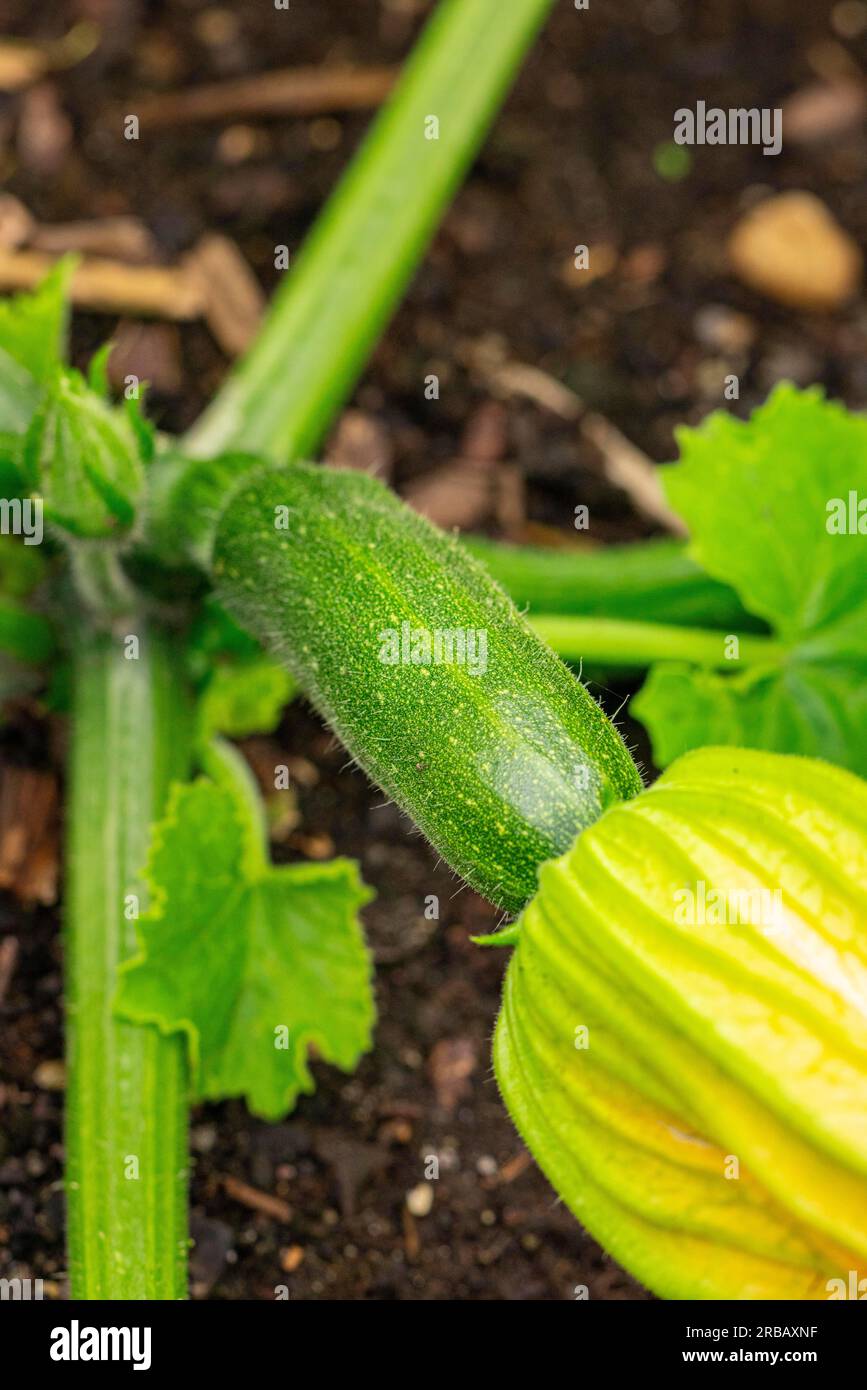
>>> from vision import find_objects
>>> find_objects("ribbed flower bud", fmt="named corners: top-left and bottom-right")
top-left (495, 747), bottom-right (867, 1299)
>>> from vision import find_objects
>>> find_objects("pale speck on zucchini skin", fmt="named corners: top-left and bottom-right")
top-left (213, 461), bottom-right (642, 914)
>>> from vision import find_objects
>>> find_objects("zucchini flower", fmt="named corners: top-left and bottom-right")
top-left (495, 747), bottom-right (867, 1299)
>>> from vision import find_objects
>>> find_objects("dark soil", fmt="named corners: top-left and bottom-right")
top-left (1, 0), bottom-right (864, 1299)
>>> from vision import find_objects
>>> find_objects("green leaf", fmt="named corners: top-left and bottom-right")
top-left (0, 261), bottom-right (75, 489)
top-left (87, 341), bottom-right (113, 399)
top-left (0, 378), bottom-right (40, 452)
top-left (0, 534), bottom-right (47, 600)
top-left (26, 368), bottom-right (145, 537)
top-left (0, 435), bottom-right (28, 497)
top-left (634, 657), bottom-right (867, 772)
top-left (123, 391), bottom-right (156, 465)
top-left (197, 656), bottom-right (297, 742)
top-left (635, 385), bottom-right (867, 775)
top-left (0, 260), bottom-right (72, 428)
top-left (116, 771), bottom-right (375, 1120)
top-left (0, 596), bottom-right (56, 665)
top-left (664, 385), bottom-right (866, 641)
top-left (185, 595), bottom-right (263, 682)
top-left (186, 595), bottom-right (298, 742)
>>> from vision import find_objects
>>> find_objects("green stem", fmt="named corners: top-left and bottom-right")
top-left (67, 542), bottom-right (141, 621)
top-left (183, 0), bottom-right (555, 462)
top-left (529, 614), bottom-right (785, 670)
top-left (65, 620), bottom-right (192, 1298)
top-left (465, 536), bottom-right (764, 632)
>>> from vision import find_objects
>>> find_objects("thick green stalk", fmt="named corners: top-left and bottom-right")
top-left (465, 536), bottom-right (764, 632)
top-left (184, 0), bottom-right (555, 462)
top-left (530, 614), bottom-right (784, 671)
top-left (65, 621), bottom-right (191, 1298)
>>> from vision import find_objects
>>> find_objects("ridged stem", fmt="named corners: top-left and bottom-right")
top-left (65, 620), bottom-right (191, 1298)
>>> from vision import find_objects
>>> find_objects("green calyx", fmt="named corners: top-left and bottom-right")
top-left (496, 745), bottom-right (867, 1299)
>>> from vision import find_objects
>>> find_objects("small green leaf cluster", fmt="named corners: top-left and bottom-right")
top-left (0, 262), bottom-right (150, 540)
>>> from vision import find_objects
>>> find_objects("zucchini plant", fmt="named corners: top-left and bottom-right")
top-left (2, 0), bottom-right (865, 1304)
top-left (202, 462), bottom-right (867, 1302)
top-left (0, 0), bottom-right (559, 1298)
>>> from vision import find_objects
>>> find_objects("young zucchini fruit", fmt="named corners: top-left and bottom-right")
top-left (211, 462), bottom-right (642, 913)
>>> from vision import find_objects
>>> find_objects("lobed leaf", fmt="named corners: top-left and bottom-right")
top-left (116, 766), bottom-right (374, 1120)
top-left (635, 385), bottom-right (867, 774)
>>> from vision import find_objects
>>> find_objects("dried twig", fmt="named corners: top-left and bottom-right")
top-left (126, 64), bottom-right (397, 130)
top-left (0, 246), bottom-right (205, 320)
top-left (32, 215), bottom-right (159, 264)
top-left (581, 411), bottom-right (688, 536)
top-left (497, 1150), bottom-right (533, 1185)
top-left (0, 194), bottom-right (34, 250)
top-left (0, 194), bottom-right (158, 261)
top-left (186, 234), bottom-right (266, 357)
top-left (221, 1175), bottom-right (292, 1223)
top-left (0, 765), bottom-right (59, 906)
top-left (403, 400), bottom-right (509, 530)
top-left (489, 360), bottom-right (582, 420)
top-left (463, 341), bottom-right (686, 536)
top-left (0, 220), bottom-right (269, 357)
top-left (0, 936), bottom-right (19, 1007)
